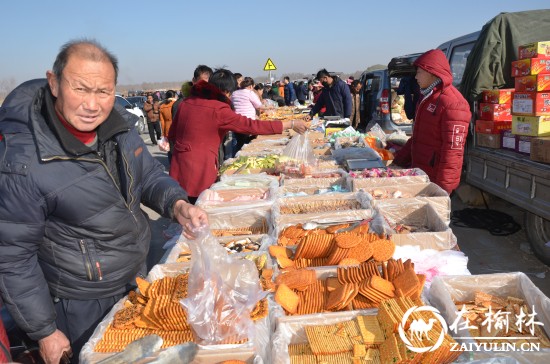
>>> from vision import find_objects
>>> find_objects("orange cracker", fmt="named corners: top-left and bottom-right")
top-left (371, 239), bottom-right (395, 262)
top-left (339, 258), bottom-right (361, 267)
top-left (347, 240), bottom-right (374, 262)
top-left (275, 283), bottom-right (300, 314)
top-left (335, 233), bottom-right (361, 249)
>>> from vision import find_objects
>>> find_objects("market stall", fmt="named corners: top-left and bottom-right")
top-left (82, 113), bottom-right (550, 364)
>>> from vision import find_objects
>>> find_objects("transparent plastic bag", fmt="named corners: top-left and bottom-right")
top-left (276, 131), bottom-right (316, 176)
top-left (366, 123), bottom-right (387, 147)
top-left (158, 137), bottom-right (170, 152)
top-left (181, 225), bottom-right (266, 345)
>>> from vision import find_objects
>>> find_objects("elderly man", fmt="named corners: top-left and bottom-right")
top-left (393, 49), bottom-right (471, 194)
top-left (0, 39), bottom-right (207, 363)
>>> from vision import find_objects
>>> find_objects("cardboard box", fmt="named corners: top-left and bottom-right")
top-left (518, 41), bottom-right (550, 59)
top-left (530, 137), bottom-right (550, 163)
top-left (429, 272), bottom-right (550, 362)
top-left (511, 115), bottom-right (550, 136)
top-left (511, 91), bottom-right (550, 116)
top-left (514, 74), bottom-right (550, 92)
top-left (515, 135), bottom-right (533, 155)
top-left (501, 130), bottom-right (516, 151)
top-left (478, 103), bottom-right (512, 121)
top-left (377, 201), bottom-right (457, 251)
top-left (475, 119), bottom-right (512, 134)
top-left (481, 88), bottom-right (513, 104)
top-left (511, 57), bottom-right (550, 76)
top-left (476, 132), bottom-right (501, 148)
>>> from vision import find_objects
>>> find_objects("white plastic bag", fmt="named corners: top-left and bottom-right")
top-left (181, 225), bottom-right (266, 345)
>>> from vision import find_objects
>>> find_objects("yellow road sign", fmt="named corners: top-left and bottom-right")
top-left (263, 58), bottom-right (277, 71)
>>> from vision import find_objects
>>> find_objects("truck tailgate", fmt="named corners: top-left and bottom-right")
top-left (465, 146), bottom-right (550, 221)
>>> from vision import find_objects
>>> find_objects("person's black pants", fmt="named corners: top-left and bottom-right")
top-left (147, 122), bottom-right (162, 144)
top-left (54, 294), bottom-right (124, 363)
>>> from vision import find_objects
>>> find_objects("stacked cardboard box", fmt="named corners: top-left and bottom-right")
top-left (475, 89), bottom-right (513, 148)
top-left (510, 41), bottom-right (550, 157)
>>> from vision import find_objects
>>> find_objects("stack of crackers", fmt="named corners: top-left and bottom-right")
top-left (377, 297), bottom-right (461, 363)
top-left (279, 199), bottom-right (362, 214)
top-left (288, 315), bottom-right (384, 363)
top-left (95, 274), bottom-right (268, 353)
top-left (273, 258), bottom-right (425, 315)
top-left (272, 224), bottom-right (395, 269)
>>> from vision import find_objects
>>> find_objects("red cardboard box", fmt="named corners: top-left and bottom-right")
top-left (511, 92), bottom-right (550, 116)
top-left (511, 57), bottom-right (550, 77)
top-left (501, 130), bottom-right (516, 151)
top-left (516, 135), bottom-right (533, 155)
top-left (478, 103), bottom-right (512, 121)
top-left (514, 75), bottom-right (550, 92)
top-left (475, 120), bottom-right (512, 134)
top-left (518, 41), bottom-right (550, 60)
top-left (481, 89), bottom-right (513, 104)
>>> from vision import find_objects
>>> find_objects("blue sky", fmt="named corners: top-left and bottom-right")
top-left (2, 1), bottom-right (549, 86)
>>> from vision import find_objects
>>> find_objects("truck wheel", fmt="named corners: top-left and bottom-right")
top-left (525, 212), bottom-right (550, 265)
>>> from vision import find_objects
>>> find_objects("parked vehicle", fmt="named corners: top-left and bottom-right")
top-left (115, 95), bottom-right (147, 134)
top-left (453, 10), bottom-right (550, 264)
top-left (127, 95), bottom-right (147, 110)
top-left (359, 54), bottom-right (422, 133)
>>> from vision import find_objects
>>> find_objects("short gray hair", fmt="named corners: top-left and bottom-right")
top-left (52, 39), bottom-right (119, 84)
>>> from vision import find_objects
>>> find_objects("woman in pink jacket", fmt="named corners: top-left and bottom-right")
top-left (393, 49), bottom-right (471, 194)
top-left (169, 69), bottom-right (307, 202)
top-left (231, 77), bottom-right (264, 153)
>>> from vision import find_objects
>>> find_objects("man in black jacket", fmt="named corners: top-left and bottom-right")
top-left (0, 39), bottom-right (208, 364)
top-left (308, 69), bottom-right (352, 119)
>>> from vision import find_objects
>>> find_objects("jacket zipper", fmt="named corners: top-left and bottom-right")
top-left (119, 144), bottom-right (136, 209)
top-left (41, 155), bottom-right (138, 224)
top-left (79, 240), bottom-right (94, 281)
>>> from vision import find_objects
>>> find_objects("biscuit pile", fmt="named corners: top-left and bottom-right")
top-left (273, 258), bottom-right (425, 315)
top-left (377, 297), bottom-right (461, 363)
top-left (95, 274), bottom-right (268, 353)
top-left (288, 315), bottom-right (383, 363)
top-left (279, 199), bottom-right (362, 214)
top-left (211, 218), bottom-right (268, 237)
top-left (273, 224), bottom-right (394, 269)
top-left (454, 291), bottom-right (550, 347)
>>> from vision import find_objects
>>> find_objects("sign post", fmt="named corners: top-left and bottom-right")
top-left (263, 58), bottom-right (277, 83)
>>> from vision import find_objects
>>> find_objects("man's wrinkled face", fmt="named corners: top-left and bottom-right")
top-left (47, 54), bottom-right (116, 132)
top-left (415, 67), bottom-right (438, 89)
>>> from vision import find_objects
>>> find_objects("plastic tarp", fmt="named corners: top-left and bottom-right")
top-left (460, 10), bottom-right (550, 103)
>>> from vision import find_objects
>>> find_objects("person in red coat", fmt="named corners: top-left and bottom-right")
top-left (169, 69), bottom-right (308, 202)
top-left (393, 49), bottom-right (471, 194)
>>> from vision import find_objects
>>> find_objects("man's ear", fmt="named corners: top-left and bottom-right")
top-left (46, 70), bottom-right (59, 97)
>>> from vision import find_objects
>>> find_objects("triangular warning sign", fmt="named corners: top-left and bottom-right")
top-left (263, 58), bottom-right (277, 71)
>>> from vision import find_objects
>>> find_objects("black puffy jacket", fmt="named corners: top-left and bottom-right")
top-left (0, 79), bottom-right (188, 341)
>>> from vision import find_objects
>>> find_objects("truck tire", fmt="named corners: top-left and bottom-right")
top-left (525, 212), bottom-right (550, 266)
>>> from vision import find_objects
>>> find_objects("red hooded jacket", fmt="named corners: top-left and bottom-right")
top-left (393, 49), bottom-right (471, 194)
top-left (168, 81), bottom-right (283, 197)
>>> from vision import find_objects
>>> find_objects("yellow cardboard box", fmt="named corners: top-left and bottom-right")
top-left (511, 115), bottom-right (550, 136)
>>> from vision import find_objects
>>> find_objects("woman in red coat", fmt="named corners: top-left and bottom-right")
top-left (393, 49), bottom-right (471, 194)
top-left (169, 69), bottom-right (307, 201)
